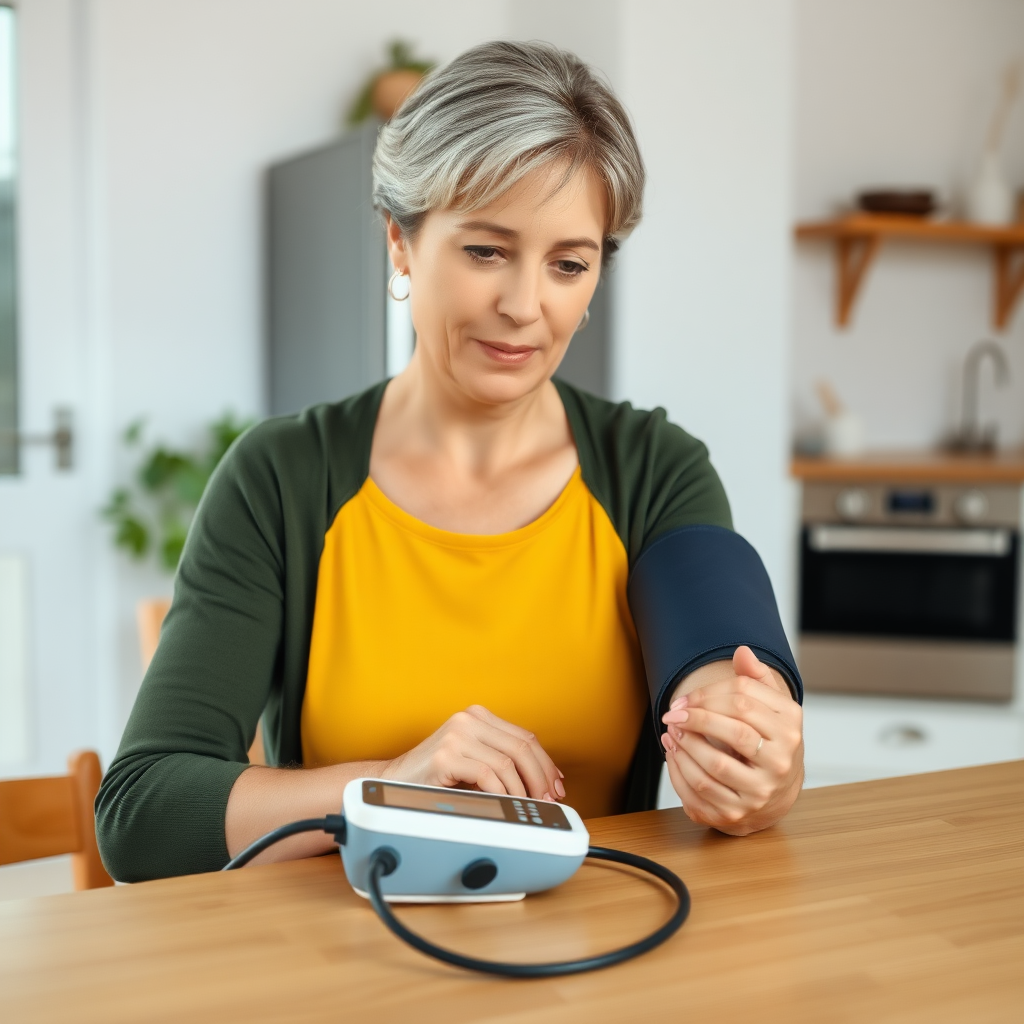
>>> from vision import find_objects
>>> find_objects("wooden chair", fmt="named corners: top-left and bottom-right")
top-left (0, 750), bottom-right (115, 890)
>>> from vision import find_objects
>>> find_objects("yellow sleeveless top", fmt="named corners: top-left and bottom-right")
top-left (300, 468), bottom-right (648, 819)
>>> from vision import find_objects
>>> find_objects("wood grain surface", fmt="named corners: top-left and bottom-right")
top-left (795, 214), bottom-right (1024, 245)
top-left (791, 451), bottom-right (1024, 484)
top-left (2, 762), bottom-right (1022, 1024)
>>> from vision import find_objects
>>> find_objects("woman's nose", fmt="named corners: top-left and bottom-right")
top-left (496, 270), bottom-right (542, 327)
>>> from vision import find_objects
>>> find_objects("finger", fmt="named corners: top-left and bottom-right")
top-left (732, 645), bottom-right (773, 685)
top-left (664, 748), bottom-right (732, 828)
top-left (465, 705), bottom-right (563, 777)
top-left (438, 754), bottom-right (510, 796)
top-left (676, 730), bottom-right (759, 795)
top-left (470, 720), bottom-right (558, 799)
top-left (668, 733), bottom-right (743, 805)
top-left (667, 673), bottom-right (789, 720)
top-left (666, 703), bottom-right (771, 757)
top-left (465, 706), bottom-right (564, 797)
top-left (664, 683), bottom-right (778, 737)
top-left (659, 700), bottom-right (765, 757)
top-left (459, 738), bottom-right (532, 798)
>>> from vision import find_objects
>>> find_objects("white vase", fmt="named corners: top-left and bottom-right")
top-left (823, 412), bottom-right (865, 457)
top-left (966, 150), bottom-right (1015, 225)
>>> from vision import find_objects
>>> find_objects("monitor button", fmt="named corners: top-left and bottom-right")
top-left (462, 859), bottom-right (498, 890)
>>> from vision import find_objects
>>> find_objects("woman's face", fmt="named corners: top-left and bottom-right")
top-left (387, 162), bottom-right (607, 407)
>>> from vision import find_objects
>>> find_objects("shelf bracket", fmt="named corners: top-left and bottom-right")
top-left (835, 235), bottom-right (880, 327)
top-left (993, 245), bottom-right (1024, 331)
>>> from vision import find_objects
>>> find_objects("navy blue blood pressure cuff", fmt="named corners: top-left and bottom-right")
top-left (627, 525), bottom-right (803, 733)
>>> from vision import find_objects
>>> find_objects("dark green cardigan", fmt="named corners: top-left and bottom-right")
top-left (96, 381), bottom-right (732, 881)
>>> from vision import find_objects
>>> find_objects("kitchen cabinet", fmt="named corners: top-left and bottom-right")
top-left (801, 693), bottom-right (1024, 788)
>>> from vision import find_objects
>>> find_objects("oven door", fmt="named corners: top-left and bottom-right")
top-left (800, 525), bottom-right (1018, 642)
top-left (798, 525), bottom-right (1019, 700)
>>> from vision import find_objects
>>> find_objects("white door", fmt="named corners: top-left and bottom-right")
top-left (0, 1), bottom-right (108, 778)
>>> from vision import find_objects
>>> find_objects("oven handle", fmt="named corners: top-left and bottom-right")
top-left (808, 525), bottom-right (1013, 556)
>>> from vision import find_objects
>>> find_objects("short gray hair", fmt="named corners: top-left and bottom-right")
top-left (372, 40), bottom-right (644, 263)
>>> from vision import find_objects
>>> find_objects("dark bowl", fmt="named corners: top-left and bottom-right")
top-left (857, 189), bottom-right (937, 217)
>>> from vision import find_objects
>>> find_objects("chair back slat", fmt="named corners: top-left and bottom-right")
top-left (67, 751), bottom-right (114, 889)
top-left (0, 750), bottom-right (115, 889)
top-left (0, 775), bottom-right (81, 865)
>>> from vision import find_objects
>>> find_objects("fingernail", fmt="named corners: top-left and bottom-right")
top-left (557, 768), bottom-right (565, 779)
top-left (669, 709), bottom-right (689, 723)
top-left (543, 791), bottom-right (552, 802)
top-left (554, 778), bottom-right (565, 799)
top-left (661, 731), bottom-right (676, 752)
top-left (670, 695), bottom-right (688, 710)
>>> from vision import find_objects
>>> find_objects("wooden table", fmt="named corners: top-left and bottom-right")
top-left (3, 762), bottom-right (1022, 1024)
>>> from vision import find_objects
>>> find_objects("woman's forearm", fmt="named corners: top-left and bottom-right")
top-left (226, 705), bottom-right (566, 865)
top-left (225, 760), bottom-right (386, 863)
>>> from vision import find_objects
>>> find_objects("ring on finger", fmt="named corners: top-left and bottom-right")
top-left (753, 736), bottom-right (764, 757)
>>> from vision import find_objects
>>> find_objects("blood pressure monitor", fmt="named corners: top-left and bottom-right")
top-left (342, 778), bottom-right (589, 902)
top-left (224, 778), bottom-right (689, 977)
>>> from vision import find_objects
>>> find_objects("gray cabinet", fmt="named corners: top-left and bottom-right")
top-left (267, 123), bottom-right (386, 416)
top-left (266, 123), bottom-right (611, 414)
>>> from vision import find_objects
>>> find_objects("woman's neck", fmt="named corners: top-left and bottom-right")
top-left (376, 348), bottom-right (572, 482)
top-left (368, 348), bottom-right (579, 534)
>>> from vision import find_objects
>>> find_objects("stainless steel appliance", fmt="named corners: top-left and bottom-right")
top-left (799, 480), bottom-right (1020, 700)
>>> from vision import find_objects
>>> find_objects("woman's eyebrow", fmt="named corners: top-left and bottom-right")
top-left (456, 220), bottom-right (600, 251)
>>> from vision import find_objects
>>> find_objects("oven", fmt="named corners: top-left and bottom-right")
top-left (798, 481), bottom-right (1020, 700)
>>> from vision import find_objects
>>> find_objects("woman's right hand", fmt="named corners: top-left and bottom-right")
top-left (379, 705), bottom-right (565, 801)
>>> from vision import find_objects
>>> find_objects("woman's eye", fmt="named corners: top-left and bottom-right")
top-left (464, 246), bottom-right (502, 263)
top-left (554, 260), bottom-right (587, 278)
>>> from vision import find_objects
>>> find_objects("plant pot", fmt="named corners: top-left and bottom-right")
top-left (371, 69), bottom-right (423, 121)
top-left (137, 597), bottom-right (171, 672)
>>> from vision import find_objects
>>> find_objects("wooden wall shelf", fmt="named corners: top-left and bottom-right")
top-left (791, 449), bottom-right (1024, 485)
top-left (795, 214), bottom-right (1024, 330)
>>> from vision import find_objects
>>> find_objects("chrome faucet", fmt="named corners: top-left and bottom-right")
top-left (952, 339), bottom-right (1010, 452)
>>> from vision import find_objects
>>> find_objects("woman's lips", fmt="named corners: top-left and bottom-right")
top-left (475, 339), bottom-right (538, 366)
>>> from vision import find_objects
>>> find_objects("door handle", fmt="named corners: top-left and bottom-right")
top-left (0, 407), bottom-right (74, 470)
top-left (808, 524), bottom-right (1011, 556)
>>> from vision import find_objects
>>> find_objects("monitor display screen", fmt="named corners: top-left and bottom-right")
top-left (361, 781), bottom-right (571, 829)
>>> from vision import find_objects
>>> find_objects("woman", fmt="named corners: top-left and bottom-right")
top-left (97, 41), bottom-right (804, 882)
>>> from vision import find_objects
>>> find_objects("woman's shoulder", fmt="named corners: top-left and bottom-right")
top-left (554, 379), bottom-right (711, 472)
top-left (236, 384), bottom-right (384, 463)
top-left (194, 383), bottom-right (387, 543)
top-left (223, 383), bottom-right (386, 493)
top-left (553, 379), bottom-right (732, 559)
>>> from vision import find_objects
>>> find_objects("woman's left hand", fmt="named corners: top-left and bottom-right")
top-left (660, 646), bottom-right (803, 835)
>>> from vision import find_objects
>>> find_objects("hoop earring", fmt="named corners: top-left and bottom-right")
top-left (577, 308), bottom-right (590, 331)
top-left (388, 270), bottom-right (410, 302)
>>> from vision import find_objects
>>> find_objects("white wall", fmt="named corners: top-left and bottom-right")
top-left (507, 0), bottom-right (619, 80)
top-left (792, 0), bottom-right (1024, 450)
top-left (615, 0), bottom-right (797, 626)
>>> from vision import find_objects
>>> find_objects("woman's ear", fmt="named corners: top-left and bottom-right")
top-left (385, 214), bottom-right (409, 275)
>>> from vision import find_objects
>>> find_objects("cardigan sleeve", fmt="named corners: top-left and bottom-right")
top-left (617, 409), bottom-right (802, 785)
top-left (95, 424), bottom-right (288, 882)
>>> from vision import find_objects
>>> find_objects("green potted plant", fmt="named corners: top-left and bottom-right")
top-left (347, 40), bottom-right (434, 125)
top-left (102, 412), bottom-right (251, 667)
